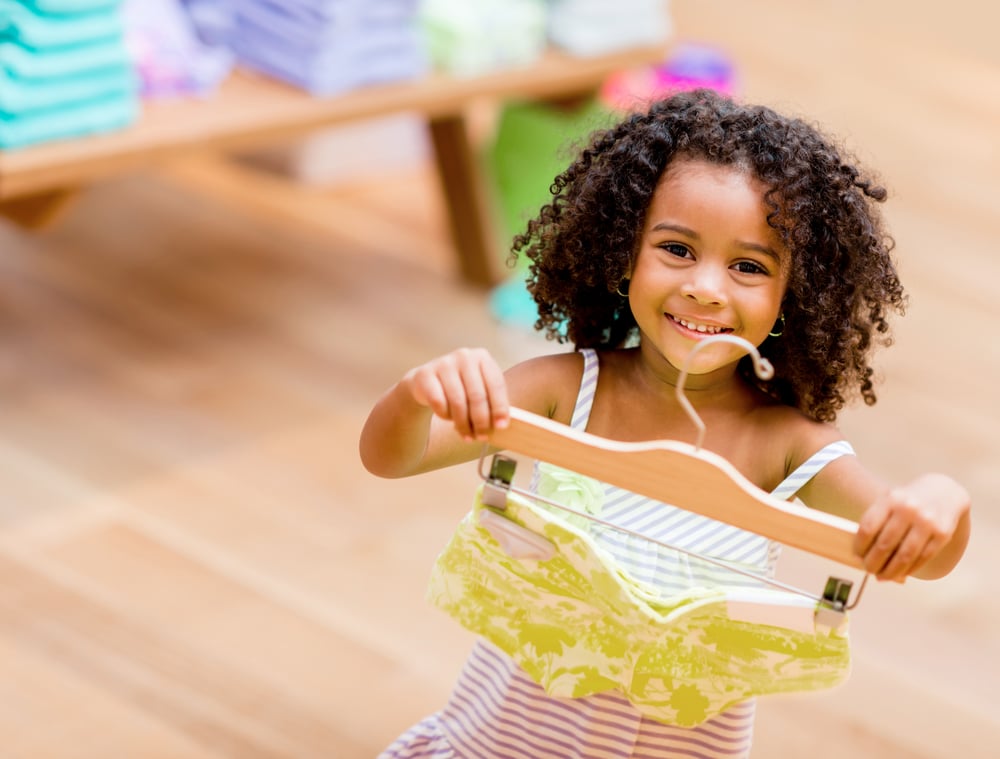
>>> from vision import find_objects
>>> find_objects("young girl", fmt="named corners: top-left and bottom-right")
top-left (360, 89), bottom-right (971, 759)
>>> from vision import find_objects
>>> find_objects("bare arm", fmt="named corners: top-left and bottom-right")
top-left (359, 348), bottom-right (581, 478)
top-left (359, 348), bottom-right (509, 478)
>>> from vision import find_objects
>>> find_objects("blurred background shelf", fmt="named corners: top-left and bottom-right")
top-left (0, 44), bottom-right (668, 286)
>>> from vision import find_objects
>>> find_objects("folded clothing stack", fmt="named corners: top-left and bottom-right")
top-left (0, 0), bottom-right (138, 149)
top-left (546, 0), bottom-right (671, 57)
top-left (122, 0), bottom-right (233, 98)
top-left (229, 0), bottom-right (426, 97)
top-left (418, 0), bottom-right (547, 77)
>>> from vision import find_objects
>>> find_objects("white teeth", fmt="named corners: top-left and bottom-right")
top-left (676, 317), bottom-right (725, 334)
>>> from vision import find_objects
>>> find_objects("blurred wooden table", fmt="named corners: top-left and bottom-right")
top-left (0, 45), bottom-right (666, 286)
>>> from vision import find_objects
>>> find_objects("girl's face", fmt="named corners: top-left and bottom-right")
top-left (628, 158), bottom-right (790, 379)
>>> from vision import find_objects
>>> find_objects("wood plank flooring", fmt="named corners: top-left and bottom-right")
top-left (0, 1), bottom-right (997, 756)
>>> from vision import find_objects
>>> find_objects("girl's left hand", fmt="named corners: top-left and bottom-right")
top-left (855, 473), bottom-right (971, 582)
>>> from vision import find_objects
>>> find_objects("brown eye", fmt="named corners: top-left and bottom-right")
top-left (661, 243), bottom-right (691, 258)
top-left (733, 260), bottom-right (767, 275)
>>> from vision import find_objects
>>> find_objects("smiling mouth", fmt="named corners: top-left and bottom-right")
top-left (668, 315), bottom-right (733, 335)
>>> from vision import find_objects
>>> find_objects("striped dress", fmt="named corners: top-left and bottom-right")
top-left (381, 349), bottom-right (854, 759)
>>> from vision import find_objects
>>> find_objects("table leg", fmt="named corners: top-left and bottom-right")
top-left (428, 114), bottom-right (505, 288)
top-left (0, 187), bottom-right (79, 229)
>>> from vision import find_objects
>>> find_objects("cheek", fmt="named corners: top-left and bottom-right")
top-left (747, 284), bottom-right (788, 333)
top-left (768, 270), bottom-right (791, 312)
top-left (625, 260), bottom-right (660, 300)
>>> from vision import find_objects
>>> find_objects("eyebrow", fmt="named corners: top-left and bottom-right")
top-left (649, 222), bottom-right (783, 264)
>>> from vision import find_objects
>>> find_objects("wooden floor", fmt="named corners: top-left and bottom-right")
top-left (0, 1), bottom-right (997, 756)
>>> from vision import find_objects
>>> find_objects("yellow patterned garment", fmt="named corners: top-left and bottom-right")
top-left (428, 485), bottom-right (851, 727)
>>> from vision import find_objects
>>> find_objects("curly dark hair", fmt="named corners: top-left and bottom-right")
top-left (511, 88), bottom-right (906, 422)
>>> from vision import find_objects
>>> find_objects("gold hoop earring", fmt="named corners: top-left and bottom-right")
top-left (615, 278), bottom-right (630, 298)
top-left (769, 312), bottom-right (785, 338)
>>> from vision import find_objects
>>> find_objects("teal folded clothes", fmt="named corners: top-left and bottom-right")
top-left (13, 0), bottom-right (120, 14)
top-left (0, 0), bottom-right (124, 49)
top-left (0, 0), bottom-right (138, 148)
top-left (0, 36), bottom-right (131, 79)
top-left (0, 63), bottom-right (135, 115)
top-left (0, 92), bottom-right (136, 148)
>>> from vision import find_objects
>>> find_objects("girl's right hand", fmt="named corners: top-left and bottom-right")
top-left (400, 348), bottom-right (510, 441)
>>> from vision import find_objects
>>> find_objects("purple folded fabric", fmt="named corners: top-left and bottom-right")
top-left (234, 10), bottom-right (418, 56)
top-left (246, 0), bottom-right (419, 26)
top-left (228, 0), bottom-right (426, 95)
top-left (233, 27), bottom-right (425, 95)
top-left (179, 0), bottom-right (236, 47)
top-left (233, 0), bottom-right (419, 49)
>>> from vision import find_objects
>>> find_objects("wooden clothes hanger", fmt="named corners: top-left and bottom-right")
top-left (480, 335), bottom-right (868, 616)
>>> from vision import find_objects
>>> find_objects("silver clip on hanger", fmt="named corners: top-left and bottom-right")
top-left (477, 335), bottom-right (868, 624)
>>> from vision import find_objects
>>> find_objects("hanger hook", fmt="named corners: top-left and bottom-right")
top-left (676, 335), bottom-right (775, 450)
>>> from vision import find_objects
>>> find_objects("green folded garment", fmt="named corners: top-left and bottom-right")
top-left (484, 99), bottom-right (615, 328)
top-left (429, 484), bottom-right (851, 727)
top-left (0, 0), bottom-right (123, 48)
top-left (419, 0), bottom-right (548, 77)
top-left (486, 98), bottom-right (614, 251)
top-left (0, 92), bottom-right (137, 148)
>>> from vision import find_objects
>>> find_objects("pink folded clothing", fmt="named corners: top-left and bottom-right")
top-left (121, 0), bottom-right (232, 97)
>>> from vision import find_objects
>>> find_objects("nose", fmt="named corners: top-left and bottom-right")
top-left (681, 264), bottom-right (727, 306)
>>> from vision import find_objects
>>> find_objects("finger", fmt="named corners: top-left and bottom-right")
top-left (405, 366), bottom-right (451, 419)
top-left (435, 365), bottom-right (473, 439)
top-left (479, 355), bottom-right (510, 429)
top-left (854, 495), bottom-right (891, 558)
top-left (456, 352), bottom-right (492, 440)
top-left (875, 524), bottom-right (932, 581)
top-left (861, 510), bottom-right (911, 577)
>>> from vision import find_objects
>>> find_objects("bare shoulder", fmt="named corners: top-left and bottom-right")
top-left (749, 400), bottom-right (847, 479)
top-left (504, 350), bottom-right (586, 425)
top-left (749, 399), bottom-right (889, 520)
